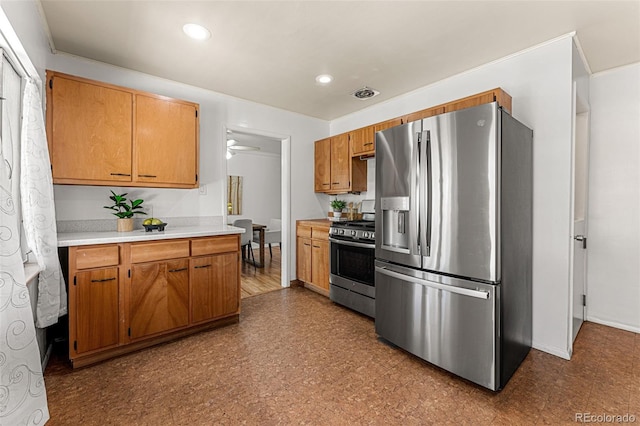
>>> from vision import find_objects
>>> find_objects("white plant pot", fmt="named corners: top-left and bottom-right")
top-left (333, 211), bottom-right (342, 218)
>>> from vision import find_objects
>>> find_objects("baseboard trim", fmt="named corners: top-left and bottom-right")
top-left (586, 316), bottom-right (640, 334)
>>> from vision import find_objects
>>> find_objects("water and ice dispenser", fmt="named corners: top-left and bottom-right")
top-left (381, 196), bottom-right (410, 253)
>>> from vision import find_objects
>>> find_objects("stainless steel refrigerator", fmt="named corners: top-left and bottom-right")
top-left (374, 102), bottom-right (532, 391)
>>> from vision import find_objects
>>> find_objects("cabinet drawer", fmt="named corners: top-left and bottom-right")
top-left (130, 240), bottom-right (190, 263)
top-left (191, 235), bottom-right (239, 256)
top-left (311, 227), bottom-right (329, 240)
top-left (75, 245), bottom-right (120, 270)
top-left (297, 225), bottom-right (312, 238)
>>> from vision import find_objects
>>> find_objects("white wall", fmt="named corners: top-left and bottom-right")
top-left (587, 63), bottom-right (640, 332)
top-left (2, 0), bottom-right (330, 282)
top-left (332, 36), bottom-right (575, 358)
top-left (227, 151), bottom-right (281, 227)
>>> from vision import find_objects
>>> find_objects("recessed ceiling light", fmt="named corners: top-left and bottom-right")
top-left (227, 139), bottom-right (237, 146)
top-left (183, 23), bottom-right (211, 41)
top-left (316, 74), bottom-right (333, 84)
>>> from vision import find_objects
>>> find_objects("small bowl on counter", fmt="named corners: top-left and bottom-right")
top-left (143, 222), bottom-right (168, 232)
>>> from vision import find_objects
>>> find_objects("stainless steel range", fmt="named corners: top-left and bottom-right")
top-left (329, 200), bottom-right (376, 318)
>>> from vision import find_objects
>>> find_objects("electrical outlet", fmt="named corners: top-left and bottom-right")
top-left (198, 184), bottom-right (207, 195)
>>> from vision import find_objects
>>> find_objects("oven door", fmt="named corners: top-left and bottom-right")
top-left (329, 237), bottom-right (375, 298)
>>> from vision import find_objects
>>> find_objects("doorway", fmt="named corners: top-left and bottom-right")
top-left (570, 102), bottom-right (590, 344)
top-left (223, 126), bottom-right (290, 298)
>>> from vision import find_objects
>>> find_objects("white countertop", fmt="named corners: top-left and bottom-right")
top-left (58, 224), bottom-right (245, 247)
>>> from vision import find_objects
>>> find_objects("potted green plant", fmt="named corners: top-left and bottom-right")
top-left (103, 190), bottom-right (146, 232)
top-left (330, 199), bottom-right (347, 218)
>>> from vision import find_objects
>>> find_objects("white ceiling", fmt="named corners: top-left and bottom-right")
top-left (38, 1), bottom-right (640, 121)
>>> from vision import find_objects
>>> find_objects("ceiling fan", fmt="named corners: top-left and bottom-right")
top-left (227, 139), bottom-right (260, 159)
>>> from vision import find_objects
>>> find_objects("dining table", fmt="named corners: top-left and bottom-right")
top-left (252, 223), bottom-right (267, 268)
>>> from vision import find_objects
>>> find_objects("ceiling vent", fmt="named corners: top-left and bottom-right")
top-left (351, 86), bottom-right (380, 100)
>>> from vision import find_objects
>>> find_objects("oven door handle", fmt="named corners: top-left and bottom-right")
top-left (329, 237), bottom-right (375, 250)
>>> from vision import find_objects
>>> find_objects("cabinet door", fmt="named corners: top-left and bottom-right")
top-left (129, 259), bottom-right (189, 339)
top-left (403, 106), bottom-right (445, 124)
top-left (311, 239), bottom-right (329, 290)
top-left (330, 133), bottom-right (350, 191)
top-left (135, 94), bottom-right (198, 187)
top-left (297, 237), bottom-right (312, 283)
top-left (191, 253), bottom-right (239, 324)
top-left (49, 75), bottom-right (132, 183)
top-left (350, 126), bottom-right (375, 156)
top-left (74, 268), bottom-right (119, 354)
top-left (374, 117), bottom-right (403, 133)
top-left (444, 92), bottom-right (495, 113)
top-left (314, 138), bottom-right (331, 192)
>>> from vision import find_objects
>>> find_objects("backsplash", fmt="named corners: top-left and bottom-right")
top-left (57, 216), bottom-right (223, 233)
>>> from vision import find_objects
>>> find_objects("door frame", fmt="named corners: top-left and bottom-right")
top-left (222, 124), bottom-right (291, 288)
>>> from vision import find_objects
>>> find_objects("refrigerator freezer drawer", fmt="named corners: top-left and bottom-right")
top-left (375, 263), bottom-right (499, 390)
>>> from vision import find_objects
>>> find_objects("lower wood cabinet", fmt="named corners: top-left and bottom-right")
top-left (65, 234), bottom-right (240, 367)
top-left (311, 239), bottom-right (329, 291)
top-left (296, 236), bottom-right (312, 284)
top-left (296, 220), bottom-right (330, 295)
top-left (74, 267), bottom-right (119, 354)
top-left (191, 253), bottom-right (239, 324)
top-left (129, 259), bottom-right (189, 340)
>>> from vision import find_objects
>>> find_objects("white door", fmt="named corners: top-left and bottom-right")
top-left (571, 111), bottom-right (590, 343)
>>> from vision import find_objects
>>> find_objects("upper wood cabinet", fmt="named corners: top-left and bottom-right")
top-left (314, 134), bottom-right (367, 194)
top-left (47, 74), bottom-right (133, 183)
top-left (46, 70), bottom-right (199, 188)
top-left (350, 126), bottom-right (375, 157)
top-left (135, 94), bottom-right (198, 186)
top-left (322, 88), bottom-right (512, 161)
top-left (443, 88), bottom-right (512, 114)
top-left (314, 137), bottom-right (331, 192)
top-left (330, 133), bottom-right (350, 192)
top-left (403, 106), bottom-right (445, 124)
top-left (374, 117), bottom-right (403, 133)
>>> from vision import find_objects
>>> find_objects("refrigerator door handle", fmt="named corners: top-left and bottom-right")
top-left (419, 130), bottom-right (432, 257)
top-left (375, 266), bottom-right (490, 300)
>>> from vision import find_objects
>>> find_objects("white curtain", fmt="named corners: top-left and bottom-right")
top-left (0, 77), bottom-right (49, 423)
top-left (20, 79), bottom-right (67, 328)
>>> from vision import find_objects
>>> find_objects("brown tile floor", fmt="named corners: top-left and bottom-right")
top-left (44, 288), bottom-right (639, 425)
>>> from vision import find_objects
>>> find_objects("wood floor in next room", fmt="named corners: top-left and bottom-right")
top-left (43, 287), bottom-right (639, 425)
top-left (241, 246), bottom-right (282, 299)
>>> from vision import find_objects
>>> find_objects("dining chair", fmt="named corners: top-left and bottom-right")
top-left (233, 219), bottom-right (256, 269)
top-left (253, 218), bottom-right (281, 258)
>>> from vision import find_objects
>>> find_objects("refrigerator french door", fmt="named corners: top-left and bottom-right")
top-left (375, 102), bottom-right (532, 391)
top-left (375, 261), bottom-right (499, 390)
